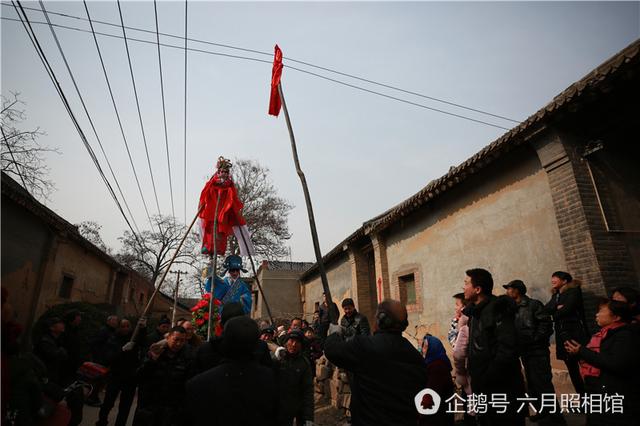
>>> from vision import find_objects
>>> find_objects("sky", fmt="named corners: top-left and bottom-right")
top-left (2, 1), bottom-right (639, 264)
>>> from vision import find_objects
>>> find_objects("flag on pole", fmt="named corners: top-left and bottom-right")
top-left (268, 44), bottom-right (283, 116)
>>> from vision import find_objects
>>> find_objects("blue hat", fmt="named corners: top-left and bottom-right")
top-left (223, 254), bottom-right (248, 273)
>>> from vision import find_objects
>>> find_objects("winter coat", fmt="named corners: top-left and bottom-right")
top-left (513, 296), bottom-right (553, 355)
top-left (60, 324), bottom-right (90, 384)
top-left (195, 336), bottom-right (271, 373)
top-left (545, 282), bottom-right (590, 360)
top-left (452, 315), bottom-right (471, 395)
top-left (186, 359), bottom-right (277, 426)
top-left (340, 312), bottom-right (371, 341)
top-left (107, 333), bottom-right (141, 382)
top-left (324, 330), bottom-right (427, 426)
top-left (578, 325), bottom-right (639, 426)
top-left (134, 347), bottom-right (195, 426)
top-left (33, 333), bottom-right (68, 385)
top-left (89, 325), bottom-right (117, 366)
top-left (275, 351), bottom-right (314, 424)
top-left (465, 295), bottom-right (525, 418)
top-left (419, 358), bottom-right (455, 426)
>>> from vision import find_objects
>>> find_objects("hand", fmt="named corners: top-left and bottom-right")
top-left (564, 339), bottom-right (581, 355)
top-left (122, 341), bottom-right (136, 352)
top-left (328, 324), bottom-right (343, 336)
top-left (557, 304), bottom-right (564, 310)
top-left (303, 421), bottom-right (314, 426)
top-left (138, 317), bottom-right (148, 328)
top-left (274, 347), bottom-right (286, 361)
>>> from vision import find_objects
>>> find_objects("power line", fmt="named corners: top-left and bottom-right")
top-left (153, 0), bottom-right (175, 218)
top-left (38, 0), bottom-right (141, 235)
top-left (2, 2), bottom-right (519, 124)
top-left (82, 0), bottom-right (155, 232)
top-left (183, 0), bottom-right (188, 223)
top-left (11, 0), bottom-right (142, 245)
top-left (2, 15), bottom-right (511, 131)
top-left (116, 0), bottom-right (162, 217)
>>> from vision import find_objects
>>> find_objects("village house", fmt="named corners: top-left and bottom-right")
top-left (1, 171), bottom-right (191, 343)
top-left (300, 38), bottom-right (640, 378)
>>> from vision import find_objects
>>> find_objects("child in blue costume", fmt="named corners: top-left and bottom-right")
top-left (204, 254), bottom-right (252, 315)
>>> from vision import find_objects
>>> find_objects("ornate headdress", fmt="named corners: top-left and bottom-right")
top-left (216, 156), bottom-right (232, 172)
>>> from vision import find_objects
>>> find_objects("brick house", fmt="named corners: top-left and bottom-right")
top-left (1, 172), bottom-right (191, 343)
top-left (300, 37), bottom-right (640, 366)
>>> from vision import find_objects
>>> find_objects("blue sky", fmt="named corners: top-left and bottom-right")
top-left (2, 1), bottom-right (639, 264)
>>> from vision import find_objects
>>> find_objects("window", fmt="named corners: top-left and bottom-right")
top-left (138, 292), bottom-right (145, 305)
top-left (398, 273), bottom-right (416, 305)
top-left (129, 285), bottom-right (135, 303)
top-left (59, 275), bottom-right (74, 298)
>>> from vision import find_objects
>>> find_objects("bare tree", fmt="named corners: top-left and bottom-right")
top-left (76, 220), bottom-right (111, 254)
top-left (1, 92), bottom-right (59, 200)
top-left (116, 215), bottom-right (199, 286)
top-left (229, 158), bottom-right (293, 260)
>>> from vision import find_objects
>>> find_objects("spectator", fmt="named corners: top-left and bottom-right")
top-left (147, 315), bottom-right (171, 347)
top-left (61, 310), bottom-right (89, 385)
top-left (504, 280), bottom-right (564, 424)
top-left (274, 329), bottom-right (314, 426)
top-left (447, 293), bottom-right (465, 348)
top-left (565, 299), bottom-right (639, 426)
top-left (340, 298), bottom-right (371, 341)
top-left (260, 325), bottom-right (276, 343)
top-left (301, 319), bottom-right (310, 329)
top-left (545, 271), bottom-right (589, 395)
top-left (311, 310), bottom-right (320, 335)
top-left (611, 286), bottom-right (640, 323)
top-left (451, 307), bottom-right (475, 426)
top-left (96, 319), bottom-right (139, 426)
top-left (317, 293), bottom-right (339, 342)
top-left (133, 326), bottom-right (195, 425)
top-left (181, 321), bottom-right (203, 352)
top-left (302, 327), bottom-right (323, 379)
top-left (324, 299), bottom-right (427, 426)
top-left (463, 268), bottom-right (525, 426)
top-left (290, 317), bottom-right (303, 331)
top-left (186, 316), bottom-right (278, 425)
top-left (87, 314), bottom-right (119, 406)
top-left (419, 334), bottom-right (454, 426)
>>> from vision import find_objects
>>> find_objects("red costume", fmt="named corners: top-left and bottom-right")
top-left (198, 158), bottom-right (247, 255)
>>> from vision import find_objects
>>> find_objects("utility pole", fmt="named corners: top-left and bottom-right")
top-left (169, 270), bottom-right (187, 326)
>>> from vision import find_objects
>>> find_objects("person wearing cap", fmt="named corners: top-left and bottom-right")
top-left (186, 316), bottom-right (278, 425)
top-left (340, 298), bottom-right (370, 341)
top-left (205, 254), bottom-right (252, 315)
top-left (504, 279), bottom-right (563, 424)
top-left (274, 329), bottom-right (314, 426)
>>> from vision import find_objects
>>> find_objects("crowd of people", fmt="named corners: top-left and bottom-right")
top-left (2, 268), bottom-right (639, 426)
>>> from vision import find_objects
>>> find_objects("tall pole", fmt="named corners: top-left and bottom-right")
top-left (128, 205), bottom-right (203, 345)
top-left (206, 191), bottom-right (222, 341)
top-left (237, 231), bottom-right (274, 324)
top-left (169, 270), bottom-right (182, 326)
top-left (277, 82), bottom-right (337, 324)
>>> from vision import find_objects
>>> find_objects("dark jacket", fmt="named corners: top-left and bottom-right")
top-left (195, 337), bottom-right (271, 373)
top-left (275, 351), bottom-right (314, 424)
top-left (465, 295), bottom-right (525, 417)
top-left (134, 347), bottom-right (195, 426)
top-left (107, 333), bottom-right (141, 382)
top-left (513, 296), bottom-right (553, 355)
top-left (419, 359), bottom-right (455, 426)
top-left (186, 359), bottom-right (277, 426)
top-left (545, 282), bottom-right (590, 360)
top-left (90, 325), bottom-right (117, 366)
top-left (578, 325), bottom-right (639, 426)
top-left (60, 324), bottom-right (90, 383)
top-left (324, 331), bottom-right (427, 426)
top-left (33, 332), bottom-right (68, 385)
top-left (340, 312), bottom-right (371, 341)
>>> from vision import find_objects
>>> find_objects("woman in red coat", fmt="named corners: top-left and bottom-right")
top-left (419, 334), bottom-right (455, 426)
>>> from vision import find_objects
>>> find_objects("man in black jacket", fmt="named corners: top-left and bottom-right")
top-left (340, 298), bottom-right (371, 341)
top-left (504, 280), bottom-right (565, 425)
top-left (463, 269), bottom-right (525, 426)
top-left (186, 316), bottom-right (278, 426)
top-left (318, 292), bottom-right (339, 343)
top-left (325, 299), bottom-right (426, 426)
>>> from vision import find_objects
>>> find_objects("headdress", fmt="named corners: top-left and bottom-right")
top-left (216, 156), bottom-right (232, 172)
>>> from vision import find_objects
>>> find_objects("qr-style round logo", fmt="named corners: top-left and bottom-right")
top-left (415, 388), bottom-right (441, 415)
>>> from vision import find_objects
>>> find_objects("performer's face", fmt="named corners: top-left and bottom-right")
top-left (229, 269), bottom-right (240, 280)
top-left (218, 169), bottom-right (229, 181)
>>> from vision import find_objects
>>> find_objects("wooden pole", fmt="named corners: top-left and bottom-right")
top-left (237, 230), bottom-right (275, 324)
top-left (277, 82), bottom-right (337, 324)
top-left (128, 205), bottom-right (203, 345)
top-left (170, 270), bottom-right (182, 326)
top-left (206, 191), bottom-right (222, 341)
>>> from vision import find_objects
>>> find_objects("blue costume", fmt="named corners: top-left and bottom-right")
top-left (204, 255), bottom-right (252, 315)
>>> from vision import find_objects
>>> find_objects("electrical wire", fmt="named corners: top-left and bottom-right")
top-left (1, 2), bottom-right (519, 124)
top-left (38, 0), bottom-right (141, 234)
top-left (116, 0), bottom-right (162, 217)
top-left (82, 0), bottom-right (156, 232)
top-left (183, 0), bottom-right (188, 223)
top-left (153, 0), bottom-right (175, 218)
top-left (11, 0), bottom-right (143, 246)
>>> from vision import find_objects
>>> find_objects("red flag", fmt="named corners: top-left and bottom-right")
top-left (268, 44), bottom-right (283, 116)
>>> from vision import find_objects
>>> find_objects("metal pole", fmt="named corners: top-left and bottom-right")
top-left (170, 270), bottom-right (181, 326)
top-left (206, 191), bottom-right (222, 341)
top-left (237, 230), bottom-right (275, 324)
top-left (277, 82), bottom-right (337, 324)
top-left (128, 204), bottom-right (203, 345)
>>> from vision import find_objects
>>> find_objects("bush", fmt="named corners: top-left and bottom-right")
top-left (33, 302), bottom-right (115, 344)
